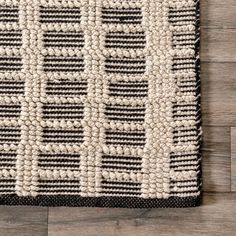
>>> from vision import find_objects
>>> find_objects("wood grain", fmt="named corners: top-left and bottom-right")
top-left (201, 62), bottom-right (236, 126)
top-left (231, 128), bottom-right (236, 191)
top-left (48, 193), bottom-right (236, 236)
top-left (201, 29), bottom-right (236, 62)
top-left (0, 206), bottom-right (48, 236)
top-left (202, 126), bottom-right (231, 192)
top-left (201, 0), bottom-right (236, 29)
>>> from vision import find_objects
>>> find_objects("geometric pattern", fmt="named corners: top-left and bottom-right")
top-left (0, 0), bottom-right (201, 208)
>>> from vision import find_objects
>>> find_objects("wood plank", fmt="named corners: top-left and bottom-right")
top-left (202, 126), bottom-right (231, 192)
top-left (201, 0), bottom-right (236, 29)
top-left (231, 127), bottom-right (236, 191)
top-left (201, 29), bottom-right (236, 62)
top-left (48, 193), bottom-right (236, 236)
top-left (0, 206), bottom-right (48, 236)
top-left (201, 62), bottom-right (236, 126)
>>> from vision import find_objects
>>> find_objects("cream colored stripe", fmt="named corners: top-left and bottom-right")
top-left (141, 0), bottom-right (172, 198)
top-left (79, 0), bottom-right (105, 197)
top-left (16, 0), bottom-right (43, 196)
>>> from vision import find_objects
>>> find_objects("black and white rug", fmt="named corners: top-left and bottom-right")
top-left (0, 0), bottom-right (201, 208)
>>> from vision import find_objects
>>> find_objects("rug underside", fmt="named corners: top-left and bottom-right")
top-left (0, 0), bottom-right (201, 208)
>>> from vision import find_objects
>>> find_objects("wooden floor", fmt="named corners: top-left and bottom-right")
top-left (1, 0), bottom-right (236, 235)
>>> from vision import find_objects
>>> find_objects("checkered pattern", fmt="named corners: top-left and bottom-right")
top-left (0, 0), bottom-right (201, 208)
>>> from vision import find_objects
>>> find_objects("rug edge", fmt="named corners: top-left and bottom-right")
top-left (0, 195), bottom-right (201, 208)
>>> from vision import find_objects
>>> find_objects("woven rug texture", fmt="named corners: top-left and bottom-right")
top-left (0, 0), bottom-right (201, 208)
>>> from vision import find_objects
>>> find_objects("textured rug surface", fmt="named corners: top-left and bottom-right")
top-left (0, 0), bottom-right (201, 208)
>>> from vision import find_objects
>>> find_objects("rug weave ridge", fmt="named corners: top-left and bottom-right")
top-left (0, 0), bottom-right (201, 208)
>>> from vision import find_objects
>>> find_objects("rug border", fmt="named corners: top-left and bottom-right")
top-left (0, 195), bottom-right (201, 208)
